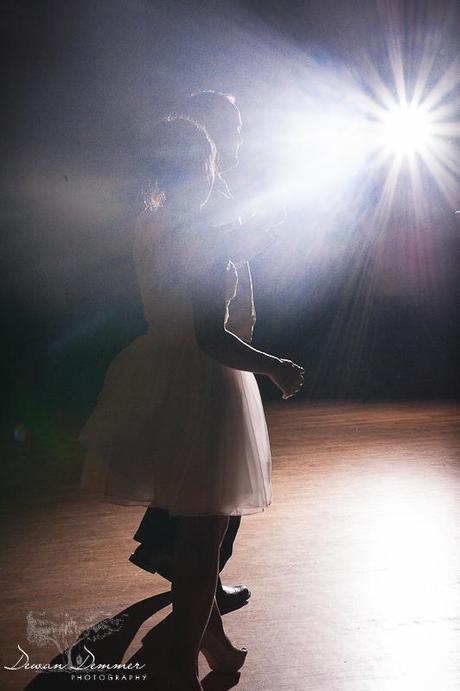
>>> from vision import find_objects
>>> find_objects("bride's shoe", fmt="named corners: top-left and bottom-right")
top-left (200, 630), bottom-right (248, 673)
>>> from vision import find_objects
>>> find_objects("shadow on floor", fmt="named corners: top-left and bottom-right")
top-left (23, 591), bottom-right (241, 689)
top-left (23, 591), bottom-right (172, 689)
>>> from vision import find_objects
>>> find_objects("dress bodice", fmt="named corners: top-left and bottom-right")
top-left (133, 209), bottom-right (255, 343)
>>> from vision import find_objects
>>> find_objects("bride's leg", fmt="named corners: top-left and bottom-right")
top-left (201, 599), bottom-right (248, 672)
top-left (171, 515), bottom-right (228, 685)
top-left (205, 599), bottom-right (232, 645)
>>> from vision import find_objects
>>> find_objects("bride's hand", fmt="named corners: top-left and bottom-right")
top-left (269, 359), bottom-right (305, 399)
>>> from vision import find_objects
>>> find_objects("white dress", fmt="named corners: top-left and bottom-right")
top-left (79, 208), bottom-right (272, 516)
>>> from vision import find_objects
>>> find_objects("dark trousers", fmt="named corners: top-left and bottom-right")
top-left (133, 507), bottom-right (241, 573)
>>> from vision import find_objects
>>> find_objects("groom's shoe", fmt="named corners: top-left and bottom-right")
top-left (130, 544), bottom-right (251, 613)
top-left (216, 585), bottom-right (251, 614)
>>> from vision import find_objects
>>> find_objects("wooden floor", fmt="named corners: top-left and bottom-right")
top-left (1, 402), bottom-right (460, 691)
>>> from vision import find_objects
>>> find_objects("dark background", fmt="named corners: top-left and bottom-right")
top-left (1, 0), bottom-right (459, 493)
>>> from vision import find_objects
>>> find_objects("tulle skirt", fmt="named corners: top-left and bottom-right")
top-left (79, 331), bottom-right (272, 516)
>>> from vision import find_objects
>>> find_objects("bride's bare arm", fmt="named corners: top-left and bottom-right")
top-left (190, 256), bottom-right (305, 397)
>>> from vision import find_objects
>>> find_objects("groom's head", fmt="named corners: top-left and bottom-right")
top-left (176, 90), bottom-right (243, 174)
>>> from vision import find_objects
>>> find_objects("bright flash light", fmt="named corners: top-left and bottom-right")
top-left (364, 54), bottom-right (460, 209)
top-left (381, 103), bottom-right (432, 155)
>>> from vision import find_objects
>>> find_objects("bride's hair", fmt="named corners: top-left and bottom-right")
top-left (142, 114), bottom-right (216, 212)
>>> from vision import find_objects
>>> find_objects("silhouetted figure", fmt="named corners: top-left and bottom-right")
top-left (79, 108), bottom-right (304, 689)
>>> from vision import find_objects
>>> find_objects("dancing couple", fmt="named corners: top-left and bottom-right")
top-left (79, 90), bottom-right (304, 690)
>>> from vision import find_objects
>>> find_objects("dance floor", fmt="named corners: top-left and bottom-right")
top-left (1, 402), bottom-right (459, 691)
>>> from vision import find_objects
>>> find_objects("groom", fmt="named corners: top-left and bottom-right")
top-left (130, 90), bottom-right (274, 613)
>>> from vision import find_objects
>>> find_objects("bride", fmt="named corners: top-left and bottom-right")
top-left (79, 113), bottom-right (304, 689)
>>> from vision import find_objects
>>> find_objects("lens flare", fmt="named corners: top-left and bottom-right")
top-left (380, 103), bottom-right (433, 156)
top-left (13, 423), bottom-right (28, 442)
top-left (361, 50), bottom-right (460, 208)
